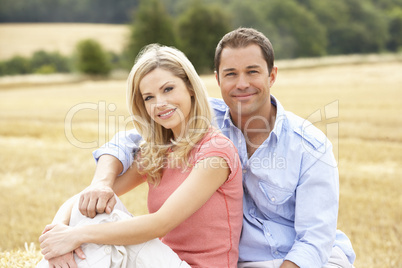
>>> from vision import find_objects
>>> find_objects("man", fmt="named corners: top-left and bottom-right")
top-left (80, 28), bottom-right (355, 267)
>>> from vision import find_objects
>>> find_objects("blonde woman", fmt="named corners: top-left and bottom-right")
top-left (38, 44), bottom-right (243, 268)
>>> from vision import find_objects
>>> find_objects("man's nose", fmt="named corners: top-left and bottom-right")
top-left (236, 73), bottom-right (250, 90)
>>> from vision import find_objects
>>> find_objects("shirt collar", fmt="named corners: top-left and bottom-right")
top-left (270, 95), bottom-right (286, 143)
top-left (222, 107), bottom-right (233, 128)
top-left (220, 95), bottom-right (286, 143)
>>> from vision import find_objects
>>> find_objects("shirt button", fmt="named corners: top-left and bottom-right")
top-left (242, 169), bottom-right (247, 174)
top-left (275, 251), bottom-right (279, 255)
top-left (104, 245), bottom-right (111, 254)
top-left (271, 197), bottom-right (276, 202)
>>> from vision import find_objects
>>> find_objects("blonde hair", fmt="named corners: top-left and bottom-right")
top-left (127, 44), bottom-right (213, 184)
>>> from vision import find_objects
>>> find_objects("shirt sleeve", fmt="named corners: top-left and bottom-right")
top-left (285, 140), bottom-right (339, 268)
top-left (92, 129), bottom-right (143, 174)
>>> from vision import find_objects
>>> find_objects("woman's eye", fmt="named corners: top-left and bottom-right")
top-left (164, 86), bottom-right (173, 93)
top-left (144, 96), bottom-right (153, 101)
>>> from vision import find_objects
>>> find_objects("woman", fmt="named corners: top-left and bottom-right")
top-left (38, 44), bottom-right (243, 268)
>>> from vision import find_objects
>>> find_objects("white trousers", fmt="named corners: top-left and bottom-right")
top-left (237, 246), bottom-right (354, 268)
top-left (37, 197), bottom-right (190, 268)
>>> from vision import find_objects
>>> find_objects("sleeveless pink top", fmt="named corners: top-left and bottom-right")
top-left (147, 128), bottom-right (243, 267)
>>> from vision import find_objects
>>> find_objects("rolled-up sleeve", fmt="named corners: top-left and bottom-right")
top-left (92, 129), bottom-right (143, 174)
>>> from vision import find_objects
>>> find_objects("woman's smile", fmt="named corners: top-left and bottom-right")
top-left (158, 108), bottom-right (177, 118)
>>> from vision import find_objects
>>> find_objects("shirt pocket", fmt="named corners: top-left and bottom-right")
top-left (258, 181), bottom-right (295, 220)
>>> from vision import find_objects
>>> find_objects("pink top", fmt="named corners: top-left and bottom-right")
top-left (147, 128), bottom-right (243, 268)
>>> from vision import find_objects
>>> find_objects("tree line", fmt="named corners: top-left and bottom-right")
top-left (1, 0), bottom-right (402, 75)
top-left (0, 40), bottom-right (113, 76)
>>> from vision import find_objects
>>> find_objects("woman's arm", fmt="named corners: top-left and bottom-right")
top-left (39, 156), bottom-right (230, 259)
top-left (41, 194), bottom-right (87, 266)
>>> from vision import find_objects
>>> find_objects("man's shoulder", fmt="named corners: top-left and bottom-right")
top-left (209, 97), bottom-right (227, 113)
top-left (284, 111), bottom-right (329, 150)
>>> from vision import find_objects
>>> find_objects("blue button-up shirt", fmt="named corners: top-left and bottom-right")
top-left (93, 96), bottom-right (355, 268)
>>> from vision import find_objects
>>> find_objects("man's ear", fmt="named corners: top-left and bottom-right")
top-left (269, 66), bottom-right (278, 86)
top-left (214, 71), bottom-right (220, 86)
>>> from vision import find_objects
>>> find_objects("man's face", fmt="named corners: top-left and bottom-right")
top-left (216, 44), bottom-right (277, 121)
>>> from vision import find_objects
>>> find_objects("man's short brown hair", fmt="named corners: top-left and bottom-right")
top-left (214, 28), bottom-right (275, 78)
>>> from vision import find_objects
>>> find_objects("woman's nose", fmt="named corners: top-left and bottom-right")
top-left (155, 98), bottom-right (168, 109)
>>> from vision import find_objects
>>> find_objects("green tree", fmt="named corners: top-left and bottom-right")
top-left (387, 8), bottom-right (402, 51)
top-left (298, 0), bottom-right (348, 55)
top-left (369, 0), bottom-right (402, 11)
top-left (0, 62), bottom-right (6, 76)
top-left (2, 56), bottom-right (31, 75)
top-left (177, 1), bottom-right (231, 73)
top-left (0, 0), bottom-right (138, 23)
top-left (262, 0), bottom-right (327, 58)
top-left (229, 0), bottom-right (275, 33)
top-left (125, 0), bottom-right (176, 66)
top-left (30, 50), bottom-right (70, 73)
top-left (299, 0), bottom-right (389, 55)
top-left (351, 1), bottom-right (388, 52)
top-left (75, 39), bottom-right (111, 76)
top-left (228, 0), bottom-right (260, 28)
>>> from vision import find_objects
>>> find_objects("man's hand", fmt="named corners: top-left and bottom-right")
top-left (79, 185), bottom-right (116, 218)
top-left (77, 154), bottom-right (123, 218)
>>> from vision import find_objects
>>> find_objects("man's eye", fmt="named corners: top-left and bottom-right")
top-left (225, 72), bottom-right (236, 77)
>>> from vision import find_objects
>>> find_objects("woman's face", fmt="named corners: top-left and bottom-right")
top-left (139, 68), bottom-right (193, 139)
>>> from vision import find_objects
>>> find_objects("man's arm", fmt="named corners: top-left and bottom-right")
top-left (285, 142), bottom-right (339, 267)
top-left (92, 129), bottom-right (142, 174)
top-left (80, 129), bottom-right (143, 217)
top-left (78, 154), bottom-right (123, 218)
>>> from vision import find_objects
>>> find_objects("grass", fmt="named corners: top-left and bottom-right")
top-left (0, 243), bottom-right (42, 267)
top-left (0, 23), bottom-right (401, 268)
top-left (0, 23), bottom-right (128, 60)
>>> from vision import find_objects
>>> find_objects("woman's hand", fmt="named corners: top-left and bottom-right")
top-left (39, 223), bottom-right (82, 260)
top-left (48, 248), bottom-right (86, 268)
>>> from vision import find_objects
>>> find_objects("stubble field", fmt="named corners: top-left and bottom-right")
top-left (0, 24), bottom-right (401, 267)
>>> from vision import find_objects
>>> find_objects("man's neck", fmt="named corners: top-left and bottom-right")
top-left (232, 103), bottom-right (277, 157)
